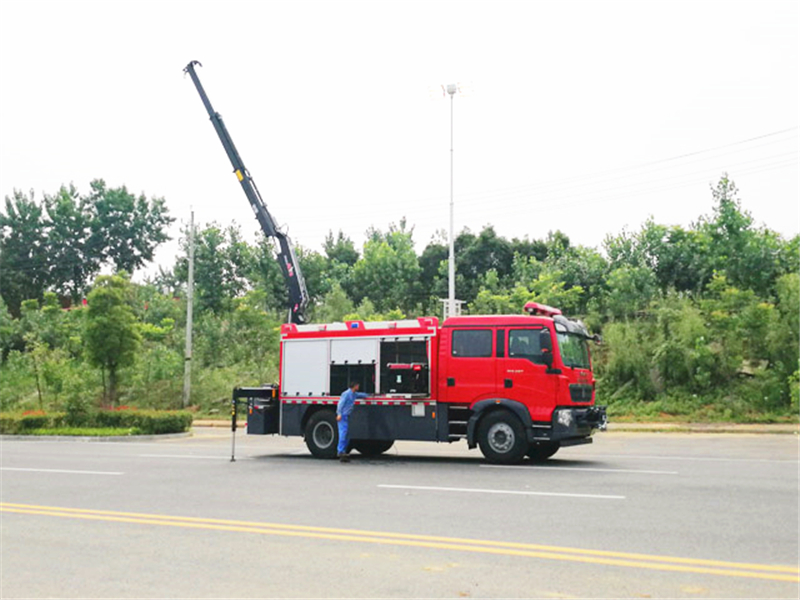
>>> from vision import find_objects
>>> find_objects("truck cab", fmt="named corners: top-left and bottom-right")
top-left (437, 303), bottom-right (605, 462)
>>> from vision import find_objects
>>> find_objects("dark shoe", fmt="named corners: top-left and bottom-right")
top-left (338, 453), bottom-right (350, 463)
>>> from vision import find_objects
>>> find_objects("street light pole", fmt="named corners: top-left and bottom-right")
top-left (446, 83), bottom-right (458, 319)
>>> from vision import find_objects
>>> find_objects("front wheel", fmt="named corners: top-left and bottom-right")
top-left (477, 410), bottom-right (528, 464)
top-left (304, 410), bottom-right (338, 459)
top-left (527, 441), bottom-right (560, 462)
top-left (351, 439), bottom-right (394, 456)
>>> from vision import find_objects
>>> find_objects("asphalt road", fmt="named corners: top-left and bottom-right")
top-left (1, 428), bottom-right (798, 599)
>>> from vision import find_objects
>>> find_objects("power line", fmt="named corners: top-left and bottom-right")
top-left (292, 153), bottom-right (798, 232)
top-left (247, 130), bottom-right (798, 235)
top-left (271, 126), bottom-right (799, 214)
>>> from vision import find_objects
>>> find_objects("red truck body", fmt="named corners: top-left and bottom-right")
top-left (240, 305), bottom-right (606, 463)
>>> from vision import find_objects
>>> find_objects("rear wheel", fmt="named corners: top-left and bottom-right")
top-left (527, 441), bottom-right (560, 462)
top-left (477, 410), bottom-right (528, 464)
top-left (351, 439), bottom-right (394, 456)
top-left (304, 410), bottom-right (338, 459)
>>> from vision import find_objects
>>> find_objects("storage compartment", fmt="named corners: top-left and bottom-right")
top-left (380, 340), bottom-right (429, 395)
top-left (282, 340), bottom-right (328, 396)
top-left (245, 398), bottom-right (279, 435)
top-left (331, 338), bottom-right (378, 365)
top-left (330, 364), bottom-right (376, 396)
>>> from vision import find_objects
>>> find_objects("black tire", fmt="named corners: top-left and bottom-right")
top-left (527, 441), bottom-right (560, 462)
top-left (304, 410), bottom-right (338, 459)
top-left (477, 410), bottom-right (528, 464)
top-left (351, 439), bottom-right (394, 456)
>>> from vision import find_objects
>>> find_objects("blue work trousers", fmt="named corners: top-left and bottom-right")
top-left (337, 416), bottom-right (350, 454)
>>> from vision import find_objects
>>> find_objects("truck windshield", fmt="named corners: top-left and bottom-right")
top-left (557, 333), bottom-right (591, 369)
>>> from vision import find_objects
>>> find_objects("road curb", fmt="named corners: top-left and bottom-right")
top-left (190, 420), bottom-right (799, 434)
top-left (194, 420), bottom-right (244, 428)
top-left (606, 423), bottom-right (798, 434)
top-left (0, 431), bottom-right (193, 443)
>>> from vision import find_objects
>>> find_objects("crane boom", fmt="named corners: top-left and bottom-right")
top-left (183, 60), bottom-right (309, 324)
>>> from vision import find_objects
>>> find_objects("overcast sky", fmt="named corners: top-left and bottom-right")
top-left (1, 0), bottom-right (797, 280)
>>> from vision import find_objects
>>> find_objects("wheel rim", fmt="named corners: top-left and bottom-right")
top-left (487, 422), bottom-right (515, 454)
top-left (312, 421), bottom-right (334, 449)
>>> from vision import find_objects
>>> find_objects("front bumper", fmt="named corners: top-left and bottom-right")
top-left (529, 405), bottom-right (607, 444)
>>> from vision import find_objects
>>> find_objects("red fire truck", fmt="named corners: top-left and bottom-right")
top-left (185, 61), bottom-right (606, 464)
top-left (237, 302), bottom-right (606, 464)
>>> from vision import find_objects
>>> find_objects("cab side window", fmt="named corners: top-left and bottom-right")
top-left (451, 329), bottom-right (492, 358)
top-left (508, 328), bottom-right (549, 364)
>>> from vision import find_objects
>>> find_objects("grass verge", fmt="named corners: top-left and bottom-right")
top-left (18, 427), bottom-right (145, 436)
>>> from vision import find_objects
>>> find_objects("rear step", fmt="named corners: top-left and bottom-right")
top-left (447, 405), bottom-right (471, 441)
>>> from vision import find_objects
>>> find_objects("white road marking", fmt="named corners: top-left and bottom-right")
top-left (589, 453), bottom-right (798, 464)
top-left (480, 464), bottom-right (678, 475)
top-left (377, 484), bottom-right (624, 500)
top-left (137, 454), bottom-right (249, 460)
top-left (0, 467), bottom-right (123, 476)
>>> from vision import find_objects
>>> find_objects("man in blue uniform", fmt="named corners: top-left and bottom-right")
top-left (336, 381), bottom-right (368, 462)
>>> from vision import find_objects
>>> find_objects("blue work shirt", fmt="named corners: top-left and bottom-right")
top-left (337, 388), bottom-right (368, 418)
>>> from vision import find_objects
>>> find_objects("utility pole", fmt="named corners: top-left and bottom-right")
top-left (182, 210), bottom-right (195, 408)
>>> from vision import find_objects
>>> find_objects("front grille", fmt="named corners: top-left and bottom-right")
top-left (569, 384), bottom-right (593, 403)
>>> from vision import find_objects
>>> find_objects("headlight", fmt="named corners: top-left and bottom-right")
top-left (557, 410), bottom-right (573, 427)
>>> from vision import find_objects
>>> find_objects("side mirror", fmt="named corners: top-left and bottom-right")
top-left (539, 329), bottom-right (552, 351)
top-left (539, 329), bottom-right (554, 367)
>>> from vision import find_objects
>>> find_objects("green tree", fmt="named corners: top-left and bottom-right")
top-left (87, 179), bottom-right (173, 274)
top-left (641, 222), bottom-right (712, 293)
top-left (314, 283), bottom-right (355, 323)
top-left (605, 265), bottom-right (658, 320)
top-left (350, 221), bottom-right (421, 313)
top-left (546, 245), bottom-right (608, 313)
top-left (19, 299), bottom-right (46, 408)
top-left (44, 184), bottom-right (99, 304)
top-left (510, 235), bottom-right (548, 263)
top-left (298, 247), bottom-right (332, 305)
top-left (544, 230), bottom-right (571, 261)
top-left (454, 226), bottom-right (514, 304)
top-left (0, 297), bottom-right (17, 358)
top-left (176, 223), bottom-right (253, 314)
top-left (650, 294), bottom-right (707, 391)
top-left (604, 227), bottom-right (645, 271)
top-left (595, 319), bottom-right (657, 401)
top-left (323, 230), bottom-right (359, 266)
top-left (85, 273), bottom-right (141, 406)
top-left (699, 174), bottom-right (791, 296)
top-left (0, 190), bottom-right (49, 316)
top-left (248, 237), bottom-right (306, 315)
top-left (768, 273), bottom-right (800, 400)
top-left (132, 283), bottom-right (184, 327)
top-left (418, 232), bottom-right (448, 310)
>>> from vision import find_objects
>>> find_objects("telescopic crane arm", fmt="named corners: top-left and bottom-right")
top-left (183, 60), bottom-right (309, 324)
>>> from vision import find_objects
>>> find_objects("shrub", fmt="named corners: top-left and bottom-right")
top-left (789, 371), bottom-right (800, 414)
top-left (0, 409), bottom-right (193, 435)
top-left (91, 409), bottom-right (193, 434)
top-left (0, 412), bottom-right (52, 434)
top-left (0, 350), bottom-right (37, 411)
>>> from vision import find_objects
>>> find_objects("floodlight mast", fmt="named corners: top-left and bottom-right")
top-left (446, 83), bottom-right (458, 319)
top-left (183, 60), bottom-right (309, 325)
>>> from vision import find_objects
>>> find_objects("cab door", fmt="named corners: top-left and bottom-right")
top-left (495, 326), bottom-right (559, 422)
top-left (440, 327), bottom-right (496, 404)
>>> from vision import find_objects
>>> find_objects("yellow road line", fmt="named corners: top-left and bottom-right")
top-left (2, 501), bottom-right (794, 573)
top-left (1, 503), bottom-right (797, 583)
